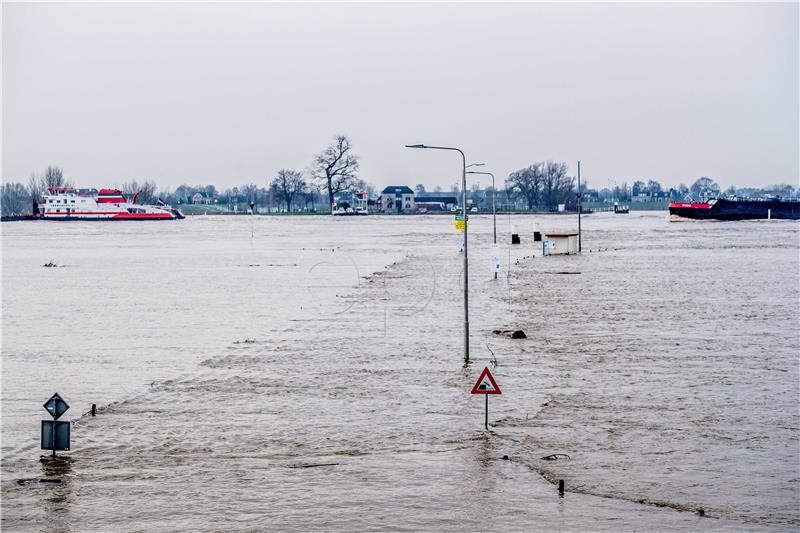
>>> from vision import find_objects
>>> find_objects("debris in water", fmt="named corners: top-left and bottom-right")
top-left (493, 329), bottom-right (527, 339)
top-left (233, 338), bottom-right (256, 344)
top-left (541, 453), bottom-right (572, 461)
top-left (288, 463), bottom-right (340, 469)
top-left (43, 261), bottom-right (58, 267)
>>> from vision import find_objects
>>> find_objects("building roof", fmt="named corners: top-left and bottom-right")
top-left (382, 186), bottom-right (414, 194)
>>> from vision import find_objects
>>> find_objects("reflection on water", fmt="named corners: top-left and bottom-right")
top-left (1, 214), bottom-right (797, 531)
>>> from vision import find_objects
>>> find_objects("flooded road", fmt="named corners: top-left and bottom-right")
top-left (2, 213), bottom-right (798, 531)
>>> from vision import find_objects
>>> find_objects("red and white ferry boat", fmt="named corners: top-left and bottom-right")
top-left (36, 188), bottom-right (184, 220)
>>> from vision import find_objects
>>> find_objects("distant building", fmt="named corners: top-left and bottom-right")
top-left (632, 192), bottom-right (669, 203)
top-left (415, 195), bottom-right (458, 211)
top-left (379, 186), bottom-right (415, 213)
top-left (192, 192), bottom-right (212, 205)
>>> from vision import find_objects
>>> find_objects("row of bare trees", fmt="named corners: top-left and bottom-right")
top-left (268, 135), bottom-right (361, 211)
top-left (505, 161), bottom-right (576, 210)
top-left (1, 166), bottom-right (72, 216)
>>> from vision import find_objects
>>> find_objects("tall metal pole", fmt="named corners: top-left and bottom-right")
top-left (577, 161), bottom-right (582, 253)
top-left (491, 173), bottom-right (496, 245)
top-left (467, 170), bottom-right (497, 279)
top-left (406, 144), bottom-right (469, 364)
top-left (461, 152), bottom-right (469, 364)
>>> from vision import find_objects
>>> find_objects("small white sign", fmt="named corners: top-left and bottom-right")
top-left (490, 243), bottom-right (501, 273)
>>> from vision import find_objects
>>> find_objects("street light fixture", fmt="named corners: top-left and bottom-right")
top-left (466, 170), bottom-right (498, 279)
top-left (405, 143), bottom-right (470, 364)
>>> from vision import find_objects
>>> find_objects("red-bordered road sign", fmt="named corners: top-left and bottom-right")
top-left (470, 366), bottom-right (501, 395)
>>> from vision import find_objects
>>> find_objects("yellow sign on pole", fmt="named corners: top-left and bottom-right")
top-left (454, 213), bottom-right (466, 231)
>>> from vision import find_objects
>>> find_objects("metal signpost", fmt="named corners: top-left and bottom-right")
top-left (470, 367), bottom-right (502, 430)
top-left (42, 393), bottom-right (70, 457)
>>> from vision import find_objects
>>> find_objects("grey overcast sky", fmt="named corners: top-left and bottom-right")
top-left (3, 2), bottom-right (798, 191)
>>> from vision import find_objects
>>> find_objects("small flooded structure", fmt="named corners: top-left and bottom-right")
top-left (543, 232), bottom-right (579, 256)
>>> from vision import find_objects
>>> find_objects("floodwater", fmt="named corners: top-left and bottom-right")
top-left (2, 213), bottom-right (798, 531)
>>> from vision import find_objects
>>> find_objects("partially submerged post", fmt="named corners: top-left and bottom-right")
top-left (470, 367), bottom-right (502, 430)
top-left (41, 393), bottom-right (70, 458)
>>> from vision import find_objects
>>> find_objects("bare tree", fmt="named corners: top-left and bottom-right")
top-left (240, 183), bottom-right (258, 209)
top-left (647, 179), bottom-right (663, 194)
top-left (28, 171), bottom-right (44, 201)
top-left (28, 166), bottom-right (72, 201)
top-left (690, 177), bottom-right (719, 198)
top-left (351, 178), bottom-right (376, 197)
top-left (42, 166), bottom-right (69, 188)
top-left (121, 180), bottom-right (158, 204)
top-left (271, 169), bottom-right (306, 211)
top-left (414, 183), bottom-right (426, 195)
top-left (312, 135), bottom-right (360, 211)
top-left (506, 163), bottom-right (543, 210)
top-left (1, 182), bottom-right (31, 216)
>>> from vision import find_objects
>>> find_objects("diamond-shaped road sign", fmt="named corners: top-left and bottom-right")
top-left (43, 393), bottom-right (70, 420)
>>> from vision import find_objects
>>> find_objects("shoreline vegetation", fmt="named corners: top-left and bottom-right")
top-left (2, 137), bottom-right (796, 218)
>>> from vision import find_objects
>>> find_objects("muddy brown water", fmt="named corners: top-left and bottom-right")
top-left (2, 213), bottom-right (798, 531)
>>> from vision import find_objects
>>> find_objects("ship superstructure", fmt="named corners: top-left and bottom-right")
top-left (36, 188), bottom-right (184, 220)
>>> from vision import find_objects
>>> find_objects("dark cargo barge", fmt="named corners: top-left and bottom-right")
top-left (669, 198), bottom-right (800, 220)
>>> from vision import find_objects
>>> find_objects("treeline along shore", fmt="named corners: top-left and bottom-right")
top-left (2, 135), bottom-right (797, 217)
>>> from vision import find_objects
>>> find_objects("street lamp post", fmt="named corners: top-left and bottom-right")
top-left (466, 170), bottom-right (497, 279)
top-left (577, 161), bottom-right (582, 253)
top-left (406, 144), bottom-right (470, 365)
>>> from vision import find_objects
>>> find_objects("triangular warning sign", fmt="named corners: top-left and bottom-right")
top-left (470, 366), bottom-right (501, 395)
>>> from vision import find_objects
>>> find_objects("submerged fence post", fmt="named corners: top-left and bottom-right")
top-left (558, 479), bottom-right (564, 496)
top-left (91, 404), bottom-right (96, 416)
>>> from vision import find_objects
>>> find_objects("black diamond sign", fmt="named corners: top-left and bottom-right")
top-left (43, 393), bottom-right (69, 420)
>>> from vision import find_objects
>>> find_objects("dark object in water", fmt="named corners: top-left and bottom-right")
top-left (15, 478), bottom-right (62, 485)
top-left (541, 453), bottom-right (571, 461)
top-left (558, 479), bottom-right (565, 496)
top-left (288, 463), bottom-right (339, 469)
top-left (698, 509), bottom-right (705, 517)
top-left (493, 329), bottom-right (527, 339)
top-left (43, 261), bottom-right (58, 268)
top-left (614, 204), bottom-right (629, 214)
top-left (669, 197), bottom-right (800, 220)
top-left (502, 455), bottom-right (509, 461)
top-left (1, 215), bottom-right (37, 222)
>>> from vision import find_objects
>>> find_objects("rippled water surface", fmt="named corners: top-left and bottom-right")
top-left (2, 214), bottom-right (798, 531)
